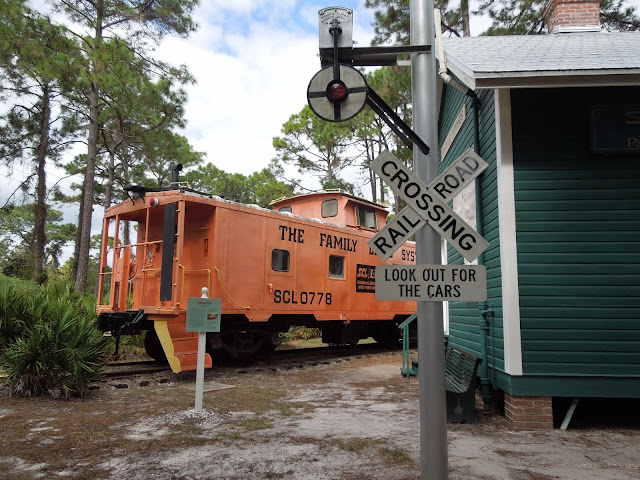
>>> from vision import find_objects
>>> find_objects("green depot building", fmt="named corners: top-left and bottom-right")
top-left (434, 0), bottom-right (640, 429)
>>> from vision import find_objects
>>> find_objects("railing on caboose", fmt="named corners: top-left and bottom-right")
top-left (97, 208), bottom-right (167, 311)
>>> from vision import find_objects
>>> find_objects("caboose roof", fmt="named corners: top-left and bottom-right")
top-left (270, 190), bottom-right (388, 211)
top-left (270, 190), bottom-right (390, 230)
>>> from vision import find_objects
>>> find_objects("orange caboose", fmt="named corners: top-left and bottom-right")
top-left (97, 166), bottom-right (416, 372)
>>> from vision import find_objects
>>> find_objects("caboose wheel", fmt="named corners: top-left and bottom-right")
top-left (207, 329), bottom-right (277, 360)
top-left (144, 329), bottom-right (167, 362)
top-left (372, 322), bottom-right (402, 348)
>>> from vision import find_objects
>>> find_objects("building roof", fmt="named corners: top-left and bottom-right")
top-left (439, 32), bottom-right (640, 90)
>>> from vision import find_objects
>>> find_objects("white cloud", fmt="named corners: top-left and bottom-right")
top-left (155, 0), bottom-right (375, 194)
top-left (150, 2), bottom-right (352, 185)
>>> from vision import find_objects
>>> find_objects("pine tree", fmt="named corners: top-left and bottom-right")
top-left (0, 1), bottom-right (81, 282)
top-left (49, 0), bottom-right (199, 293)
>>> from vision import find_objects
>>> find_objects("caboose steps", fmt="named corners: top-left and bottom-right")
top-left (155, 321), bottom-right (212, 372)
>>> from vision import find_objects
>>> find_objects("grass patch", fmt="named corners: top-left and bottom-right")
top-left (239, 418), bottom-right (272, 431)
top-left (381, 446), bottom-right (413, 464)
top-left (279, 405), bottom-right (295, 416)
top-left (333, 438), bottom-right (377, 452)
top-left (105, 333), bottom-right (146, 359)
top-left (277, 337), bottom-right (327, 350)
top-left (212, 385), bottom-right (286, 415)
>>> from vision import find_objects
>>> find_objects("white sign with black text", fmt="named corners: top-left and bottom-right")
top-left (375, 264), bottom-right (487, 302)
top-left (367, 149), bottom-right (489, 262)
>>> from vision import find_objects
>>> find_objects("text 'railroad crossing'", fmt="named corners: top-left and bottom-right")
top-left (367, 149), bottom-right (489, 262)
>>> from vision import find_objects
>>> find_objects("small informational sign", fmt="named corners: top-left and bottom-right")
top-left (375, 264), bottom-right (487, 302)
top-left (591, 105), bottom-right (640, 152)
top-left (186, 297), bottom-right (221, 333)
top-left (355, 264), bottom-right (376, 293)
top-left (440, 105), bottom-right (466, 161)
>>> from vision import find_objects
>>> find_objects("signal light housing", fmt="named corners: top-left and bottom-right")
top-left (327, 81), bottom-right (347, 103)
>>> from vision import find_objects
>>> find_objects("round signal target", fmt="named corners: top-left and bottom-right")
top-left (307, 64), bottom-right (367, 122)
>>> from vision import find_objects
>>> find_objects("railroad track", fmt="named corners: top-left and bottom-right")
top-left (102, 343), bottom-right (399, 379)
top-left (103, 360), bottom-right (170, 378)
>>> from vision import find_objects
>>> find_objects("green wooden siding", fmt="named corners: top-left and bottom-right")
top-left (438, 86), bottom-right (505, 375)
top-left (511, 87), bottom-right (640, 386)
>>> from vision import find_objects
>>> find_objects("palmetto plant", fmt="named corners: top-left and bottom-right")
top-left (0, 280), bottom-right (108, 397)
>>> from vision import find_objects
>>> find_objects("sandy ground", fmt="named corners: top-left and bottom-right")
top-left (1, 352), bottom-right (639, 480)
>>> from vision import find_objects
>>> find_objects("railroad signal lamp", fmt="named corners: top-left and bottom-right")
top-left (327, 80), bottom-right (348, 103)
top-left (307, 6), bottom-right (430, 155)
top-left (307, 64), bottom-right (367, 122)
top-left (149, 197), bottom-right (160, 208)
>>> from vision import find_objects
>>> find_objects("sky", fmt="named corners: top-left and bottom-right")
top-left (153, 0), bottom-right (491, 195)
top-left (3, 0), bottom-right (493, 207)
top-left (4, 0), bottom-right (639, 254)
top-left (155, 0), bottom-right (376, 193)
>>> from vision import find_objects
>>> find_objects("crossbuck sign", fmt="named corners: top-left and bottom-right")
top-left (367, 149), bottom-right (489, 262)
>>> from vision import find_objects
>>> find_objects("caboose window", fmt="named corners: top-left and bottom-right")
top-left (322, 199), bottom-right (338, 218)
top-left (329, 255), bottom-right (345, 278)
top-left (278, 206), bottom-right (292, 213)
top-left (356, 205), bottom-right (377, 229)
top-left (271, 249), bottom-right (290, 272)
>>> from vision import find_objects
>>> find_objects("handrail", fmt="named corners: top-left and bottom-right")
top-left (214, 266), bottom-right (250, 310)
top-left (178, 265), bottom-right (211, 306)
top-left (400, 313), bottom-right (418, 378)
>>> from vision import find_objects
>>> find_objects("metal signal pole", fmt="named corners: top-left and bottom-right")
top-left (410, 0), bottom-right (449, 478)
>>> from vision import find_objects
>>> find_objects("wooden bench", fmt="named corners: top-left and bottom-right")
top-left (445, 345), bottom-right (480, 423)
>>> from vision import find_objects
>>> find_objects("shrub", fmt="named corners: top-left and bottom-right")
top-left (0, 276), bottom-right (39, 351)
top-left (279, 327), bottom-right (322, 343)
top-left (0, 281), bottom-right (108, 398)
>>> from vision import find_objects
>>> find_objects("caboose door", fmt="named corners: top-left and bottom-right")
top-left (159, 201), bottom-right (179, 301)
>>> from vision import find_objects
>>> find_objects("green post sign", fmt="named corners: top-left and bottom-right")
top-left (186, 297), bottom-right (221, 333)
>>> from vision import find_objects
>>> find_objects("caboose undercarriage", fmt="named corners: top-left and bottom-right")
top-left (99, 310), bottom-right (403, 361)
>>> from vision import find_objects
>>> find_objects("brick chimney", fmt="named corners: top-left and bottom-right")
top-left (544, 0), bottom-right (601, 33)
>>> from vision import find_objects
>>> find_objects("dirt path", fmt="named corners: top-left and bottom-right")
top-left (1, 352), bottom-right (638, 479)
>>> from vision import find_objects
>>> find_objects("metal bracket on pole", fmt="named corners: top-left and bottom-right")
top-left (321, 44), bottom-right (432, 68)
top-left (366, 88), bottom-right (431, 155)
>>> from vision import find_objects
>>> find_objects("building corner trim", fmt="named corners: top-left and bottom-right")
top-left (495, 88), bottom-right (524, 376)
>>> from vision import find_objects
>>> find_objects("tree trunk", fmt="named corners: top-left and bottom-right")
top-left (75, 7), bottom-right (103, 294)
top-left (33, 83), bottom-right (51, 283)
top-left (394, 191), bottom-right (401, 214)
top-left (377, 141), bottom-right (385, 205)
top-left (75, 79), bottom-right (99, 294)
top-left (366, 139), bottom-right (377, 203)
top-left (461, 0), bottom-right (470, 36)
top-left (122, 155), bottom-right (131, 245)
top-left (93, 148), bottom-right (115, 297)
top-left (71, 186), bottom-right (84, 281)
top-left (104, 149), bottom-right (115, 210)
